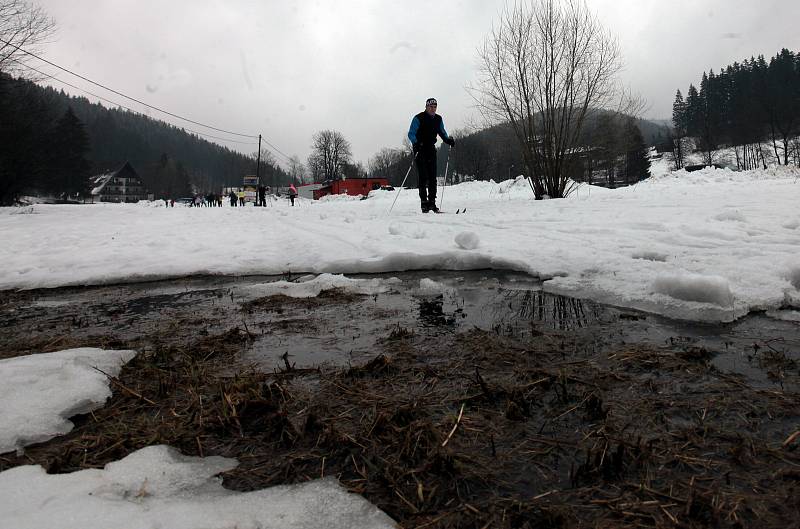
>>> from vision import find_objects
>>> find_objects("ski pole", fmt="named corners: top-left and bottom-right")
top-left (438, 145), bottom-right (452, 211)
top-left (387, 151), bottom-right (418, 214)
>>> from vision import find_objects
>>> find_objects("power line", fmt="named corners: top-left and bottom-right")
top-left (11, 58), bottom-right (260, 146)
top-left (0, 36), bottom-right (261, 139)
top-left (3, 40), bottom-right (301, 165)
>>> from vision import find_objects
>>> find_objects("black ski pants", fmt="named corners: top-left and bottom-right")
top-left (416, 147), bottom-right (437, 206)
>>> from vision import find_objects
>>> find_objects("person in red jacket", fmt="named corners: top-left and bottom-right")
top-left (407, 98), bottom-right (455, 213)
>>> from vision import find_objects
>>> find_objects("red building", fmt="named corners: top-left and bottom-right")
top-left (313, 177), bottom-right (390, 200)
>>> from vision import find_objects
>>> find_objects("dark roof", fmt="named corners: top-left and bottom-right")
top-left (90, 161), bottom-right (144, 196)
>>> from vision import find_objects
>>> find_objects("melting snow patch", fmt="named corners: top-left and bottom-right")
top-left (652, 274), bottom-right (734, 307)
top-left (248, 273), bottom-right (393, 298)
top-left (0, 348), bottom-right (137, 454)
top-left (0, 445), bottom-right (397, 529)
top-left (631, 251), bottom-right (668, 262)
top-left (454, 231), bottom-right (480, 250)
top-left (415, 278), bottom-right (453, 297)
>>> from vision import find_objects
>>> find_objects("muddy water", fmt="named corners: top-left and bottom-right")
top-left (1, 271), bottom-right (798, 388)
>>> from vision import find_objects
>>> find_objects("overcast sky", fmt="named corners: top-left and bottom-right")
top-left (33, 0), bottom-right (800, 166)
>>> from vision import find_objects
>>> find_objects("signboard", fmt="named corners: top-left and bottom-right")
top-left (242, 175), bottom-right (259, 204)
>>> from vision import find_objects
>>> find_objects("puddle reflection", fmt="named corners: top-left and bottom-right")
top-left (418, 297), bottom-right (458, 328)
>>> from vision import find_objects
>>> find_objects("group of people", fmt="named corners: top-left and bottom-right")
top-left (162, 185), bottom-right (299, 208)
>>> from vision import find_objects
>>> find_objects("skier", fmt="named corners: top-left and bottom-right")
top-left (407, 97), bottom-right (455, 213)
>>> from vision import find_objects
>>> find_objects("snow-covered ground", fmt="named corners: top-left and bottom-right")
top-left (2, 161), bottom-right (800, 322)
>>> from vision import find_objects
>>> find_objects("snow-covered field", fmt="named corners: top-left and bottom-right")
top-left (3, 160), bottom-right (800, 322)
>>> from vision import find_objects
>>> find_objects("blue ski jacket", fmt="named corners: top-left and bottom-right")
top-left (408, 112), bottom-right (451, 148)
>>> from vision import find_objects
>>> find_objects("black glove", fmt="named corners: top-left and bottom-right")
top-left (413, 143), bottom-right (422, 154)
top-left (445, 137), bottom-right (455, 147)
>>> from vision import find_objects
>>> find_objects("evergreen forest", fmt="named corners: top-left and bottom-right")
top-left (0, 74), bottom-right (288, 205)
top-left (671, 48), bottom-right (800, 169)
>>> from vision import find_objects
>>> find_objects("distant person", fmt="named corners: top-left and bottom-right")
top-left (288, 184), bottom-right (298, 206)
top-left (229, 190), bottom-right (237, 207)
top-left (258, 185), bottom-right (266, 207)
top-left (170, 198), bottom-right (175, 207)
top-left (407, 97), bottom-right (455, 213)
top-left (194, 195), bottom-right (201, 208)
top-left (238, 190), bottom-right (245, 207)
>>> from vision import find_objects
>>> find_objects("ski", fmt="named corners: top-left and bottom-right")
top-left (422, 208), bottom-right (465, 214)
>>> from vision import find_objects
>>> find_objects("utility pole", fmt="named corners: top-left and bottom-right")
top-left (256, 134), bottom-right (262, 207)
top-left (256, 134), bottom-right (262, 184)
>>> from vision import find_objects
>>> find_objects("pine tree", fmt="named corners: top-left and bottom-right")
top-left (685, 84), bottom-right (701, 138)
top-left (0, 75), bottom-right (54, 205)
top-left (768, 49), bottom-right (799, 164)
top-left (622, 118), bottom-right (650, 183)
top-left (671, 90), bottom-right (687, 169)
top-left (50, 107), bottom-right (91, 199)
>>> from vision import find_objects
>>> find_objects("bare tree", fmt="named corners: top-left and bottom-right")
top-left (469, 0), bottom-right (623, 199)
top-left (0, 1), bottom-right (55, 76)
top-left (287, 155), bottom-right (305, 184)
top-left (368, 147), bottom-right (401, 175)
top-left (307, 153), bottom-right (323, 182)
top-left (308, 130), bottom-right (352, 181)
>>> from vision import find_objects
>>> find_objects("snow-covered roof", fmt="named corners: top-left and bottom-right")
top-left (90, 172), bottom-right (114, 196)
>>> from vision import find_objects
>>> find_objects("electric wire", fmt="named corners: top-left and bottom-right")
top-left (1, 36), bottom-right (292, 164)
top-left (10, 58), bottom-right (260, 146)
top-left (0, 36), bottom-right (258, 138)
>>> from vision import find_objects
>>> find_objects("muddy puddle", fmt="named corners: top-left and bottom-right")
top-left (1, 270), bottom-right (798, 389)
top-left (2, 271), bottom-right (799, 528)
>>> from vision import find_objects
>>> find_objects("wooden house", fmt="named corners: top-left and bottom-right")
top-left (90, 162), bottom-right (151, 203)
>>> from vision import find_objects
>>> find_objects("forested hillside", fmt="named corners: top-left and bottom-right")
top-left (0, 74), bottom-right (288, 204)
top-left (671, 48), bottom-right (800, 169)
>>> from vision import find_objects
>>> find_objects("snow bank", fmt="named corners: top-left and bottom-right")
top-left (0, 348), bottom-right (136, 454)
top-left (0, 445), bottom-right (396, 529)
top-left (3, 166), bottom-right (800, 322)
top-left (652, 273), bottom-right (734, 307)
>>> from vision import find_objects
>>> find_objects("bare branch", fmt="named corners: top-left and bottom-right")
top-left (0, 0), bottom-right (56, 78)
top-left (467, 0), bottom-right (623, 198)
